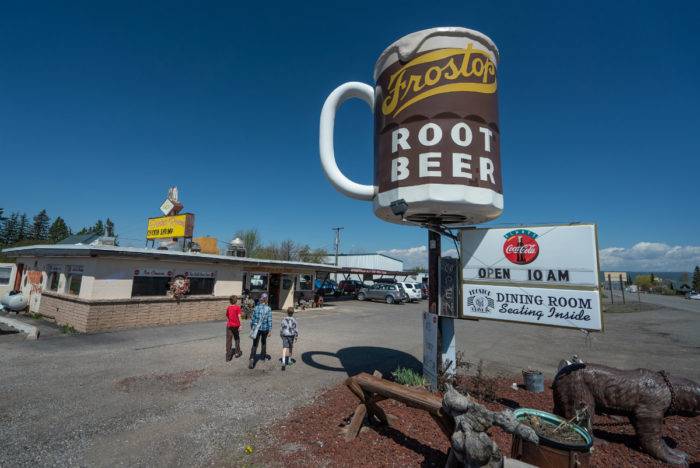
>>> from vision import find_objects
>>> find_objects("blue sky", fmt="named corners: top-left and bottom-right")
top-left (1, 1), bottom-right (698, 270)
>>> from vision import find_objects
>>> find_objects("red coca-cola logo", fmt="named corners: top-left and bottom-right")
top-left (503, 230), bottom-right (539, 265)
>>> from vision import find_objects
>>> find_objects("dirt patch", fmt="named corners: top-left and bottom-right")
top-left (253, 377), bottom-right (699, 467)
top-left (114, 369), bottom-right (205, 393)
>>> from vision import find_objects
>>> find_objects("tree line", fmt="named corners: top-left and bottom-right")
top-left (0, 208), bottom-right (116, 247)
top-left (234, 229), bottom-right (328, 263)
top-left (633, 267), bottom-right (700, 294)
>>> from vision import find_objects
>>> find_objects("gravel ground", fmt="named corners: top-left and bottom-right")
top-left (0, 298), bottom-right (697, 466)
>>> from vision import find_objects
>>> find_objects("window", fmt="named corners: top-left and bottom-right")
top-left (188, 277), bottom-right (215, 295)
top-left (131, 276), bottom-right (170, 297)
top-left (249, 274), bottom-right (268, 292)
top-left (298, 274), bottom-right (313, 291)
top-left (0, 267), bottom-right (11, 285)
top-left (48, 272), bottom-right (60, 291)
top-left (67, 275), bottom-right (82, 296)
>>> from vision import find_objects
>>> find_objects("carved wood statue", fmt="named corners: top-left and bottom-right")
top-left (553, 363), bottom-right (700, 465)
top-left (343, 373), bottom-right (538, 468)
top-left (443, 384), bottom-right (538, 468)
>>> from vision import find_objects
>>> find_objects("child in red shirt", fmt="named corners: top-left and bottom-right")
top-left (226, 295), bottom-right (243, 361)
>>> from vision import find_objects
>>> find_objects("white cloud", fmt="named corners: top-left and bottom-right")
top-left (382, 241), bottom-right (700, 272)
top-left (378, 245), bottom-right (457, 269)
top-left (379, 246), bottom-right (427, 269)
top-left (600, 242), bottom-right (700, 271)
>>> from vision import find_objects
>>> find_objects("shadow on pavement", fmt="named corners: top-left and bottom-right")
top-left (301, 346), bottom-right (421, 377)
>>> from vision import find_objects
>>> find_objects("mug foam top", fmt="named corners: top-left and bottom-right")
top-left (373, 26), bottom-right (499, 81)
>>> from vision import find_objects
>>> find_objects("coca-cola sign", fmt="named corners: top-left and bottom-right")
top-left (503, 229), bottom-right (539, 265)
top-left (461, 224), bottom-right (602, 331)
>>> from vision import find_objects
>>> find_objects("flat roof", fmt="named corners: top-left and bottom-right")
top-left (330, 253), bottom-right (404, 264)
top-left (3, 244), bottom-right (341, 272)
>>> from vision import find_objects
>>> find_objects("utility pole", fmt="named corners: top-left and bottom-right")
top-left (332, 227), bottom-right (344, 266)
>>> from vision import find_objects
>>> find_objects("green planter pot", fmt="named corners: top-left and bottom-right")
top-left (513, 408), bottom-right (593, 451)
top-left (511, 408), bottom-right (593, 468)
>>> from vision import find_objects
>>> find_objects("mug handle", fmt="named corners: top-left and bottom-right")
top-left (319, 82), bottom-right (377, 201)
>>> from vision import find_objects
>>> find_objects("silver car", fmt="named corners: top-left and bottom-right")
top-left (357, 283), bottom-right (407, 304)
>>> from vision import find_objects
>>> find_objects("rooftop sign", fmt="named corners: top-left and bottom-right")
top-left (146, 214), bottom-right (194, 240)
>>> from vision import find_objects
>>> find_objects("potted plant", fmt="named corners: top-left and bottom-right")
top-left (511, 408), bottom-right (593, 467)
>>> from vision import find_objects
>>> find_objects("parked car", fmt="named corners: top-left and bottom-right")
top-left (337, 280), bottom-right (365, 296)
top-left (686, 291), bottom-right (700, 300)
top-left (314, 278), bottom-right (337, 296)
top-left (356, 283), bottom-right (407, 304)
top-left (416, 283), bottom-right (428, 299)
top-left (397, 282), bottom-right (421, 302)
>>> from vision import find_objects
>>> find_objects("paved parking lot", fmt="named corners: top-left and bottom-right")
top-left (1, 297), bottom-right (698, 466)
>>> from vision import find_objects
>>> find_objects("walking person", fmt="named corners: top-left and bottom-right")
top-left (280, 307), bottom-right (299, 371)
top-left (249, 293), bottom-right (272, 369)
top-left (225, 295), bottom-right (243, 361)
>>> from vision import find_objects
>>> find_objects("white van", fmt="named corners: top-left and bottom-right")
top-left (397, 282), bottom-right (421, 302)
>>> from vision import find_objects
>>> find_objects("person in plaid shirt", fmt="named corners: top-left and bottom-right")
top-left (280, 307), bottom-right (299, 371)
top-left (249, 293), bottom-right (272, 369)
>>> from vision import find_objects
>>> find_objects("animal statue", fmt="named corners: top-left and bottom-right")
top-left (552, 362), bottom-right (700, 465)
top-left (443, 384), bottom-right (539, 467)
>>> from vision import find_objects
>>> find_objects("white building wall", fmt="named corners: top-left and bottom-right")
top-left (0, 263), bottom-right (17, 297)
top-left (325, 254), bottom-right (403, 272)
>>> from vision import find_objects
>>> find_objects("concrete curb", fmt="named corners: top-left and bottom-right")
top-left (0, 316), bottom-right (39, 340)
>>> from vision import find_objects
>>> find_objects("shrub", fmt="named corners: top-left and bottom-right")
top-left (391, 366), bottom-right (427, 387)
top-left (60, 324), bottom-right (77, 334)
top-left (453, 359), bottom-right (499, 401)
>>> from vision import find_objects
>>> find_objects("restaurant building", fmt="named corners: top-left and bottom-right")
top-left (4, 244), bottom-right (339, 333)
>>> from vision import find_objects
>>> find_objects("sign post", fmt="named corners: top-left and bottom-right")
top-left (422, 311), bottom-right (438, 390)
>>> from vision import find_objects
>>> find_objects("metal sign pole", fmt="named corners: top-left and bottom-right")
top-left (428, 229), bottom-right (441, 371)
top-left (619, 274), bottom-right (626, 304)
top-left (427, 228), bottom-right (456, 388)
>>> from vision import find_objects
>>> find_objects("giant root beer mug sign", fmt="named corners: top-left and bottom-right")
top-left (320, 27), bottom-right (502, 225)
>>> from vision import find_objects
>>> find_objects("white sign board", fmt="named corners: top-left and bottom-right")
top-left (160, 198), bottom-right (175, 216)
top-left (183, 270), bottom-right (216, 278)
top-left (134, 268), bottom-right (172, 277)
top-left (462, 224), bottom-right (599, 287)
top-left (422, 311), bottom-right (438, 389)
top-left (461, 224), bottom-right (602, 331)
top-left (463, 284), bottom-right (602, 330)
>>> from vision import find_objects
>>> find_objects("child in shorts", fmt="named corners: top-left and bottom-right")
top-left (225, 295), bottom-right (242, 361)
top-left (280, 307), bottom-right (298, 371)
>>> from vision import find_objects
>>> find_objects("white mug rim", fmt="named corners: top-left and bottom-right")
top-left (373, 26), bottom-right (499, 81)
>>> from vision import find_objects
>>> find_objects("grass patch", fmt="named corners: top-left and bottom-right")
top-left (604, 302), bottom-right (655, 313)
top-left (391, 366), bottom-right (427, 387)
top-left (30, 313), bottom-right (43, 320)
top-left (59, 324), bottom-right (77, 334)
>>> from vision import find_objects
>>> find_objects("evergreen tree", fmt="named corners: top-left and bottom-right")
top-left (93, 219), bottom-right (105, 236)
top-left (32, 209), bottom-right (50, 240)
top-left (693, 266), bottom-right (700, 292)
top-left (17, 214), bottom-right (30, 241)
top-left (48, 217), bottom-right (71, 243)
top-left (105, 218), bottom-right (115, 237)
top-left (0, 208), bottom-right (6, 245)
top-left (1, 212), bottom-right (20, 245)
